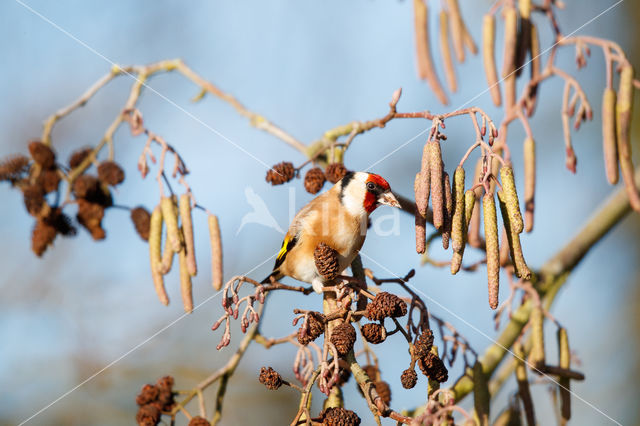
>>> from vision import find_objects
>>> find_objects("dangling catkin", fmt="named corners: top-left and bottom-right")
top-left (149, 205), bottom-right (169, 306)
top-left (497, 190), bottom-right (531, 279)
top-left (530, 305), bottom-right (545, 369)
top-left (482, 14), bottom-right (501, 107)
top-left (439, 9), bottom-right (457, 92)
top-left (557, 328), bottom-right (571, 422)
top-left (499, 166), bottom-right (524, 234)
top-left (208, 214), bottom-right (223, 291)
top-left (179, 194), bottom-right (197, 276)
top-left (526, 24), bottom-right (541, 116)
top-left (514, 342), bottom-right (536, 426)
top-left (416, 142), bottom-right (432, 217)
top-left (602, 88), bottom-right (619, 184)
top-left (483, 193), bottom-right (499, 309)
top-left (502, 6), bottom-right (518, 108)
top-left (473, 361), bottom-right (490, 426)
top-left (430, 140), bottom-right (445, 230)
top-left (616, 64), bottom-right (640, 211)
top-left (414, 0), bottom-right (449, 104)
top-left (160, 196), bottom-right (181, 252)
top-left (451, 166), bottom-right (466, 252)
top-left (523, 138), bottom-right (536, 232)
top-left (179, 242), bottom-right (193, 313)
top-left (442, 172), bottom-right (453, 249)
top-left (446, 0), bottom-right (465, 63)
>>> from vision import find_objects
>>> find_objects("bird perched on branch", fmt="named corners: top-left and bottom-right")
top-left (262, 171), bottom-right (400, 293)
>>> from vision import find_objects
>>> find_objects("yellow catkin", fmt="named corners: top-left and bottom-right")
top-left (414, 0), bottom-right (449, 104)
top-left (149, 205), bottom-right (168, 306)
top-left (179, 194), bottom-right (197, 276)
top-left (415, 211), bottom-right (427, 254)
top-left (451, 166), bottom-right (466, 252)
top-left (502, 6), bottom-right (518, 108)
top-left (430, 140), bottom-right (445, 230)
top-left (482, 14), bottom-right (501, 107)
top-left (416, 142), bottom-right (431, 217)
top-left (530, 305), bottom-right (545, 369)
top-left (602, 88), bottom-right (619, 184)
top-left (446, 0), bottom-right (465, 63)
top-left (473, 361), bottom-right (490, 426)
top-left (497, 191), bottom-right (531, 279)
top-left (179, 242), bottom-right (193, 313)
top-left (523, 138), bottom-right (536, 233)
top-left (442, 172), bottom-right (453, 249)
top-left (499, 166), bottom-right (524, 234)
top-left (557, 328), bottom-right (571, 423)
top-left (464, 189), bottom-right (475, 228)
top-left (518, 0), bottom-right (531, 19)
top-left (208, 214), bottom-right (223, 291)
top-left (526, 23), bottom-right (541, 116)
top-left (514, 342), bottom-right (536, 425)
top-left (159, 229), bottom-right (175, 274)
top-left (160, 196), bottom-right (181, 252)
top-left (439, 10), bottom-right (457, 93)
top-left (616, 64), bottom-right (640, 211)
top-left (483, 193), bottom-right (499, 309)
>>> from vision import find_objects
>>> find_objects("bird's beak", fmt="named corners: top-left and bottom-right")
top-left (378, 191), bottom-right (401, 208)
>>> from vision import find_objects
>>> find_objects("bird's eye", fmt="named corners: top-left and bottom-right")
top-left (366, 182), bottom-right (375, 191)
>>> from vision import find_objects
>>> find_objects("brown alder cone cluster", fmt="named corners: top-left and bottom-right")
top-left (265, 160), bottom-right (348, 194)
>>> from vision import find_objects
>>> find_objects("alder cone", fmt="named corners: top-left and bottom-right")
top-left (131, 206), bottom-right (152, 241)
top-left (297, 312), bottom-right (325, 345)
top-left (76, 199), bottom-right (106, 240)
top-left (0, 154), bottom-right (29, 182)
top-left (23, 184), bottom-right (45, 216)
top-left (32, 219), bottom-right (57, 257)
top-left (325, 163), bottom-right (348, 184)
top-left (265, 161), bottom-right (295, 185)
top-left (330, 321), bottom-right (356, 356)
top-left (28, 141), bottom-right (56, 169)
top-left (136, 384), bottom-right (160, 406)
top-left (418, 351), bottom-right (449, 382)
top-left (68, 147), bottom-right (93, 169)
top-left (401, 368), bottom-right (418, 389)
top-left (188, 417), bottom-right (211, 426)
top-left (136, 404), bottom-right (160, 426)
top-left (304, 167), bottom-right (326, 194)
top-left (361, 323), bottom-right (386, 344)
top-left (258, 366), bottom-right (283, 390)
top-left (375, 380), bottom-right (392, 404)
top-left (40, 169), bottom-right (61, 194)
top-left (413, 329), bottom-right (434, 358)
top-left (365, 292), bottom-right (407, 321)
top-left (314, 242), bottom-right (340, 280)
top-left (320, 407), bottom-right (361, 426)
top-left (98, 161), bottom-right (125, 186)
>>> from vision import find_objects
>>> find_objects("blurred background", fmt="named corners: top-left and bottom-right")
top-left (1, 1), bottom-right (639, 424)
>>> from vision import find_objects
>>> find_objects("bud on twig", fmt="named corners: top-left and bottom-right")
top-left (602, 88), bottom-right (619, 184)
top-left (179, 194), bottom-right (197, 276)
top-left (523, 138), bottom-right (536, 233)
top-left (483, 14), bottom-right (501, 107)
top-left (149, 206), bottom-right (169, 306)
top-left (208, 214), bottom-right (223, 291)
top-left (483, 193), bottom-right (499, 309)
top-left (616, 64), bottom-right (640, 211)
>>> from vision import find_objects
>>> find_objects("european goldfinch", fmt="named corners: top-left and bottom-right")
top-left (262, 171), bottom-right (400, 293)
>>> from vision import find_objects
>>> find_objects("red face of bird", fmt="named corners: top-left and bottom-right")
top-left (339, 172), bottom-right (400, 215)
